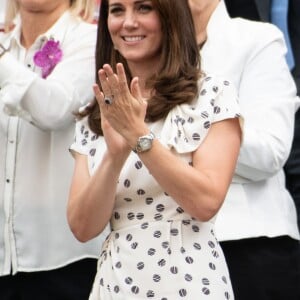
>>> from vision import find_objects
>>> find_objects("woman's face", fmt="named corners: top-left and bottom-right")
top-left (107, 0), bottom-right (163, 65)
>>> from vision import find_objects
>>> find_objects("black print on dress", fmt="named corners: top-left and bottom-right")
top-left (146, 197), bottom-right (153, 205)
top-left (154, 213), bottom-right (163, 221)
top-left (137, 262), bottom-right (144, 270)
top-left (100, 278), bottom-right (104, 286)
top-left (156, 204), bottom-right (165, 212)
top-left (146, 290), bottom-right (155, 297)
top-left (153, 274), bottom-right (161, 282)
top-left (158, 259), bottom-right (166, 267)
top-left (153, 230), bottom-right (162, 238)
top-left (136, 212), bottom-right (144, 220)
top-left (89, 148), bottom-right (96, 156)
top-left (185, 256), bottom-right (194, 264)
top-left (182, 219), bottom-right (190, 225)
top-left (202, 287), bottom-right (210, 295)
top-left (179, 288), bottom-right (187, 297)
top-left (192, 133), bottom-right (201, 141)
top-left (91, 134), bottom-right (98, 141)
top-left (214, 106), bottom-right (221, 114)
top-left (200, 89), bottom-right (207, 95)
top-left (137, 189), bottom-right (145, 195)
top-left (177, 207), bottom-right (184, 213)
top-left (124, 179), bottom-right (130, 188)
top-left (212, 86), bottom-right (219, 93)
top-left (141, 222), bottom-right (149, 229)
top-left (162, 241), bottom-right (169, 249)
top-left (80, 125), bottom-right (85, 134)
top-left (187, 117), bottom-right (194, 123)
top-left (170, 228), bottom-right (179, 236)
top-left (131, 242), bottom-right (138, 249)
top-left (148, 248), bottom-right (156, 256)
top-left (208, 241), bottom-right (216, 248)
top-left (127, 212), bottom-right (135, 220)
top-left (192, 225), bottom-right (200, 232)
top-left (193, 242), bottom-right (201, 250)
top-left (131, 286), bottom-right (139, 294)
top-left (135, 161), bottom-right (143, 169)
top-left (201, 111), bottom-right (209, 118)
top-left (212, 250), bottom-right (219, 258)
top-left (204, 121), bottom-right (210, 129)
top-left (185, 274), bottom-right (193, 282)
top-left (125, 277), bottom-right (133, 285)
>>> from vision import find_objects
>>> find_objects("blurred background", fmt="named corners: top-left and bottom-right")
top-left (0, 0), bottom-right (6, 30)
top-left (0, 0), bottom-right (100, 30)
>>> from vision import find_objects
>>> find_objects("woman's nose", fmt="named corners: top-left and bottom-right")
top-left (123, 12), bottom-right (138, 29)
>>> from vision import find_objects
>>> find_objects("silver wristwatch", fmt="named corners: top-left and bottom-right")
top-left (133, 131), bottom-right (155, 153)
top-left (0, 44), bottom-right (8, 58)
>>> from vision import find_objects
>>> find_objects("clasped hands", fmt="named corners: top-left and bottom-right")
top-left (93, 63), bottom-right (149, 155)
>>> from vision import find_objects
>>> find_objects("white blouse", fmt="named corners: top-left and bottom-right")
top-left (0, 12), bottom-right (106, 276)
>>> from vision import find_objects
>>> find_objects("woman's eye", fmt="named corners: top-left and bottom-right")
top-left (138, 4), bottom-right (153, 13)
top-left (109, 6), bottom-right (123, 15)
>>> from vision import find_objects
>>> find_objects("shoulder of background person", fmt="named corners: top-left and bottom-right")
top-left (65, 13), bottom-right (98, 37)
top-left (228, 17), bottom-right (284, 47)
top-left (56, 13), bottom-right (97, 49)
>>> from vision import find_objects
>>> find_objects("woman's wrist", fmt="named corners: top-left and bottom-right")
top-left (125, 125), bottom-right (151, 149)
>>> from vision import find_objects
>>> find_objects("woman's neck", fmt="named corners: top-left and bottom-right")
top-left (128, 61), bottom-right (159, 98)
top-left (19, 5), bottom-right (69, 49)
top-left (190, 0), bottom-right (219, 45)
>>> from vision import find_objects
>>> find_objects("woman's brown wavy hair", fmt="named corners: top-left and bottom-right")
top-left (86, 0), bottom-right (201, 135)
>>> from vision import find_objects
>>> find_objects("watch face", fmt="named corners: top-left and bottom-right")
top-left (139, 137), bottom-right (152, 150)
top-left (134, 132), bottom-right (155, 153)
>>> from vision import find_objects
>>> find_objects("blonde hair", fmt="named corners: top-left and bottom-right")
top-left (4, 0), bottom-right (95, 31)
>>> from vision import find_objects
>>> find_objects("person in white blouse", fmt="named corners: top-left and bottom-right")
top-left (189, 0), bottom-right (300, 299)
top-left (0, 0), bottom-right (108, 299)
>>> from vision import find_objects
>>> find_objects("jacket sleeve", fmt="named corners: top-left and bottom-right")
top-left (235, 24), bottom-right (299, 181)
top-left (0, 24), bottom-right (96, 131)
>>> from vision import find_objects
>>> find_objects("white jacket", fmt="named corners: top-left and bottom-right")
top-left (202, 1), bottom-right (300, 241)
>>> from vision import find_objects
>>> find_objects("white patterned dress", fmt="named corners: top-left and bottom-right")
top-left (70, 75), bottom-right (241, 300)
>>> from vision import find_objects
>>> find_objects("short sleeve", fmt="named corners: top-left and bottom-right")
top-left (69, 116), bottom-right (97, 156)
top-left (159, 75), bottom-right (242, 153)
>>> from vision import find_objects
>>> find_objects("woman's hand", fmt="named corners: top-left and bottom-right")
top-left (94, 63), bottom-right (149, 148)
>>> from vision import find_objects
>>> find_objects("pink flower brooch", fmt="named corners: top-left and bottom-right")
top-left (33, 38), bottom-right (63, 78)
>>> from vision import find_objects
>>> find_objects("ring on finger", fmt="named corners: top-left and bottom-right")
top-left (104, 95), bottom-right (114, 105)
